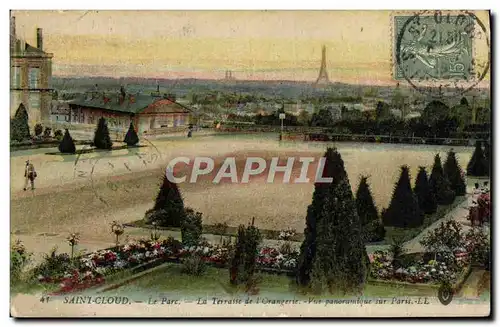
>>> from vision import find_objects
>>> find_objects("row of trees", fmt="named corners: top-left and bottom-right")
top-left (58, 118), bottom-right (139, 153)
top-left (382, 151), bottom-right (466, 228)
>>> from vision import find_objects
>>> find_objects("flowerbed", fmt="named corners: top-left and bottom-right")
top-left (39, 238), bottom-right (182, 295)
top-left (369, 249), bottom-right (469, 285)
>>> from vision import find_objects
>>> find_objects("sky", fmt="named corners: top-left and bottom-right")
top-left (11, 10), bottom-right (491, 85)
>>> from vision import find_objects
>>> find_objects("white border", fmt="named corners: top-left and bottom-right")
top-left (2, 1), bottom-right (497, 326)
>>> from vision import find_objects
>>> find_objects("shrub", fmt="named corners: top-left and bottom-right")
top-left (181, 254), bottom-right (206, 276)
top-left (420, 220), bottom-right (463, 258)
top-left (31, 248), bottom-right (73, 281)
top-left (43, 127), bottom-right (52, 138)
top-left (389, 237), bottom-right (406, 270)
top-left (355, 176), bottom-right (382, 242)
top-left (382, 165), bottom-right (424, 228)
top-left (34, 123), bottom-right (43, 137)
top-left (10, 240), bottom-right (32, 283)
top-left (147, 175), bottom-right (186, 227)
top-left (11, 104), bottom-right (31, 142)
top-left (429, 154), bottom-right (455, 205)
top-left (464, 228), bottom-right (490, 267)
top-left (58, 129), bottom-right (76, 153)
top-left (54, 129), bottom-right (63, 141)
top-left (181, 208), bottom-right (203, 247)
top-left (414, 166), bottom-right (437, 214)
top-left (123, 122), bottom-right (139, 146)
top-left (93, 117), bottom-right (113, 150)
top-left (443, 149), bottom-right (466, 196)
top-left (467, 140), bottom-right (488, 177)
top-left (366, 220), bottom-right (386, 243)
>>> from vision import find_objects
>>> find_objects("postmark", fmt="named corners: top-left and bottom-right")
top-left (73, 138), bottom-right (162, 205)
top-left (394, 10), bottom-right (490, 97)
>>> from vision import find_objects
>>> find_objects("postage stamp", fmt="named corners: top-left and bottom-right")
top-left (393, 10), bottom-right (490, 97)
top-left (9, 10), bottom-right (491, 319)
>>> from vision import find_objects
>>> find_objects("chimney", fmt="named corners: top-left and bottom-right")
top-left (10, 16), bottom-right (16, 53)
top-left (36, 28), bottom-right (43, 51)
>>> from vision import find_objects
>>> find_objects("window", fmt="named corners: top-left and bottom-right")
top-left (12, 66), bottom-right (20, 88)
top-left (28, 67), bottom-right (40, 89)
top-left (29, 92), bottom-right (40, 109)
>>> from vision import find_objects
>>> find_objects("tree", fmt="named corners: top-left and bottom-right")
top-left (414, 166), bottom-right (437, 214)
top-left (230, 225), bottom-right (246, 285)
top-left (298, 148), bottom-right (367, 294)
top-left (93, 117), bottom-right (113, 150)
top-left (297, 110), bottom-right (311, 126)
top-left (310, 108), bottom-right (334, 127)
top-left (34, 123), bottom-right (43, 137)
top-left (460, 97), bottom-right (469, 106)
top-left (382, 165), bottom-right (424, 228)
top-left (11, 104), bottom-right (30, 142)
top-left (421, 100), bottom-right (450, 124)
top-left (58, 129), bottom-right (76, 154)
top-left (355, 176), bottom-right (385, 242)
top-left (429, 154), bottom-right (456, 205)
top-left (443, 149), bottom-right (466, 196)
top-left (467, 141), bottom-right (488, 177)
top-left (420, 220), bottom-right (463, 259)
top-left (375, 101), bottom-right (391, 121)
top-left (146, 175), bottom-right (186, 227)
top-left (123, 121), bottom-right (139, 146)
top-left (181, 208), bottom-right (203, 247)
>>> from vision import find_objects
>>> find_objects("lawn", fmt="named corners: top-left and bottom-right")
top-left (116, 263), bottom-right (438, 299)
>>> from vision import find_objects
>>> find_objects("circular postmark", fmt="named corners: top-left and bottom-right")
top-left (73, 137), bottom-right (162, 206)
top-left (395, 10), bottom-right (490, 98)
top-left (437, 283), bottom-right (454, 306)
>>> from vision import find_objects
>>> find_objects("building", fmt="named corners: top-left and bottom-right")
top-left (68, 88), bottom-right (192, 134)
top-left (10, 16), bottom-right (53, 127)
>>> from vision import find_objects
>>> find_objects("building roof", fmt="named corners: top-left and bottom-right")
top-left (69, 92), bottom-right (192, 115)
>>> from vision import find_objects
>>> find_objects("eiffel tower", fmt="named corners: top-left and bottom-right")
top-left (314, 45), bottom-right (331, 87)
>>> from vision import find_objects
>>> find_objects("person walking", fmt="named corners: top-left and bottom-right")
top-left (23, 160), bottom-right (37, 191)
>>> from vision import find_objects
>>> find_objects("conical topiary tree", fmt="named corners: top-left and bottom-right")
top-left (297, 148), bottom-right (337, 287)
top-left (299, 148), bottom-right (367, 294)
top-left (467, 140), bottom-right (488, 177)
top-left (429, 154), bottom-right (455, 205)
top-left (443, 149), bottom-right (466, 196)
top-left (10, 104), bottom-right (30, 142)
top-left (146, 174), bottom-right (186, 227)
top-left (414, 166), bottom-right (437, 215)
top-left (58, 129), bottom-right (76, 154)
top-left (355, 176), bottom-right (385, 243)
top-left (123, 121), bottom-right (139, 146)
top-left (93, 117), bottom-right (113, 150)
top-left (382, 165), bottom-right (424, 228)
top-left (230, 225), bottom-right (246, 285)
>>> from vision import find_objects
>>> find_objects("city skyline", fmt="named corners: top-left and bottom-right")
top-left (12, 10), bottom-right (490, 87)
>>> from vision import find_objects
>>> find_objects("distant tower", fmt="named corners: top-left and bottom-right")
top-left (314, 45), bottom-right (330, 87)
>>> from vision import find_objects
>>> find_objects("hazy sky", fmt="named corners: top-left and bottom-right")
top-left (12, 10), bottom-right (491, 85)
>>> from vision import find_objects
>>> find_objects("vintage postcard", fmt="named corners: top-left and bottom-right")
top-left (10, 10), bottom-right (491, 318)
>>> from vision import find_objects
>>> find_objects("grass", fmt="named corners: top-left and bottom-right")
top-left (117, 263), bottom-right (437, 298)
top-left (384, 196), bottom-right (466, 244)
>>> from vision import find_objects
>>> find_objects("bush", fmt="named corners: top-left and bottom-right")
top-left (366, 220), bottom-right (386, 243)
top-left (467, 141), bottom-right (488, 177)
top-left (181, 208), bottom-right (203, 247)
top-left (382, 165), bottom-right (424, 228)
top-left (443, 149), bottom-right (466, 196)
top-left (93, 117), bottom-right (113, 150)
top-left (43, 127), bottom-right (52, 138)
top-left (30, 248), bottom-right (73, 282)
top-left (11, 104), bottom-right (31, 142)
top-left (147, 175), bottom-right (186, 228)
top-left (181, 254), bottom-right (207, 276)
top-left (54, 129), bottom-right (63, 141)
top-left (123, 122), bottom-right (139, 146)
top-left (420, 220), bottom-right (463, 256)
top-left (414, 166), bottom-right (438, 214)
top-left (58, 129), bottom-right (76, 153)
top-left (34, 123), bottom-right (43, 137)
top-left (429, 154), bottom-right (455, 205)
top-left (10, 240), bottom-right (32, 283)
